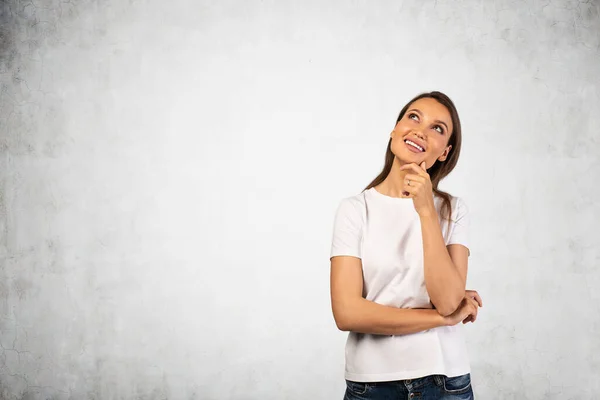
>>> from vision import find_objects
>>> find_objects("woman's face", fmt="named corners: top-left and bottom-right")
top-left (390, 97), bottom-right (453, 169)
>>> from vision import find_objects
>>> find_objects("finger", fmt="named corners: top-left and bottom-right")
top-left (464, 298), bottom-right (477, 317)
top-left (404, 178), bottom-right (424, 191)
top-left (468, 297), bottom-right (479, 309)
top-left (468, 299), bottom-right (479, 322)
top-left (463, 311), bottom-right (475, 324)
top-left (470, 307), bottom-right (477, 322)
top-left (404, 175), bottom-right (426, 192)
top-left (468, 294), bottom-right (482, 308)
top-left (466, 290), bottom-right (482, 307)
top-left (405, 174), bottom-right (426, 183)
top-left (420, 161), bottom-right (427, 170)
top-left (399, 163), bottom-right (428, 177)
top-left (401, 163), bottom-right (427, 176)
top-left (474, 292), bottom-right (483, 307)
top-left (402, 182), bottom-right (421, 198)
top-left (473, 293), bottom-right (482, 307)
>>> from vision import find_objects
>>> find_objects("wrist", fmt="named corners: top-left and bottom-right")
top-left (431, 307), bottom-right (450, 327)
top-left (438, 313), bottom-right (451, 327)
top-left (418, 206), bottom-right (437, 219)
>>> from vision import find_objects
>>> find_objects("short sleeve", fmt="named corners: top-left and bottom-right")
top-left (447, 197), bottom-right (470, 254)
top-left (330, 198), bottom-right (364, 259)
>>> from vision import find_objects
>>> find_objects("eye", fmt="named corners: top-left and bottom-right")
top-left (408, 113), bottom-right (419, 121)
top-left (433, 125), bottom-right (444, 134)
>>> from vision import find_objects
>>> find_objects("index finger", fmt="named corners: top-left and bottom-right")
top-left (466, 290), bottom-right (482, 307)
top-left (399, 163), bottom-right (427, 176)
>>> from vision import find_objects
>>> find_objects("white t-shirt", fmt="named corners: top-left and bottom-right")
top-left (330, 187), bottom-right (471, 382)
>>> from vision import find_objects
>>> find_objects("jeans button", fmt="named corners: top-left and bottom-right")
top-left (406, 379), bottom-right (412, 384)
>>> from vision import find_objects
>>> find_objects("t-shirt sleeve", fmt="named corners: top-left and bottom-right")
top-left (330, 198), bottom-right (363, 259)
top-left (447, 197), bottom-right (470, 254)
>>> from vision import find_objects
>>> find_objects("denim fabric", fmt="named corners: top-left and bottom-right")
top-left (344, 373), bottom-right (473, 400)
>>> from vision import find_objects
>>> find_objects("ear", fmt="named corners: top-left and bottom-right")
top-left (438, 145), bottom-right (452, 162)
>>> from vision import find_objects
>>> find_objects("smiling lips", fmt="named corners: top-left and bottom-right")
top-left (404, 139), bottom-right (425, 153)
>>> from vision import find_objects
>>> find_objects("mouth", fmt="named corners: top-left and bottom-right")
top-left (404, 139), bottom-right (425, 153)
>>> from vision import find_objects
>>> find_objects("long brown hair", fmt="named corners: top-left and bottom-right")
top-left (363, 91), bottom-right (462, 223)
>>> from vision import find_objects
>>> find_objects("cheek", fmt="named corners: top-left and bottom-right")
top-left (395, 120), bottom-right (411, 131)
top-left (391, 137), bottom-right (407, 155)
top-left (430, 138), bottom-right (449, 153)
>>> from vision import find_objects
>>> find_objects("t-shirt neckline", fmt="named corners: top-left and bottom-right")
top-left (368, 186), bottom-right (413, 201)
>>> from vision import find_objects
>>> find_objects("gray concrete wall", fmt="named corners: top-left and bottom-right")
top-left (1, 0), bottom-right (599, 399)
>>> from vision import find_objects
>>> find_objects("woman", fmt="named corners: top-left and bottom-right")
top-left (330, 91), bottom-right (483, 399)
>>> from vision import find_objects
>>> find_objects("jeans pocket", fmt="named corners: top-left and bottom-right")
top-left (345, 380), bottom-right (371, 395)
top-left (442, 373), bottom-right (472, 395)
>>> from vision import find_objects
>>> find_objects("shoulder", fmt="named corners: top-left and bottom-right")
top-left (345, 190), bottom-right (367, 207)
top-left (450, 195), bottom-right (467, 210)
top-left (336, 188), bottom-right (367, 206)
top-left (334, 191), bottom-right (367, 219)
top-left (450, 195), bottom-right (469, 222)
top-left (434, 194), bottom-right (469, 221)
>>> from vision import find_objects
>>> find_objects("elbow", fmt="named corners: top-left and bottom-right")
top-left (333, 313), bottom-right (352, 332)
top-left (433, 295), bottom-right (464, 317)
top-left (436, 306), bottom-right (456, 317)
top-left (332, 304), bottom-right (354, 332)
top-left (332, 297), bottom-right (363, 332)
top-left (335, 320), bottom-right (350, 332)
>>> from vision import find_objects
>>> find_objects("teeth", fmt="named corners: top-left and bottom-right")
top-left (405, 140), bottom-right (424, 152)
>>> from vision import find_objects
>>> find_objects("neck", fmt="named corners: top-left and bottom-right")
top-left (375, 157), bottom-right (414, 198)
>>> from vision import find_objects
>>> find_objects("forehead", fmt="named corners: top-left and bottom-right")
top-left (409, 98), bottom-right (453, 129)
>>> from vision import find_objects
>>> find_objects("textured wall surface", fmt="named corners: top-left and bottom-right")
top-left (1, 0), bottom-right (599, 399)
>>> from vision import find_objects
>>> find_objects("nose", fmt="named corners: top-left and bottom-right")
top-left (414, 130), bottom-right (426, 140)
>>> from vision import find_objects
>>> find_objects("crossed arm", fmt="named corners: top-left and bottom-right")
top-left (330, 221), bottom-right (476, 335)
top-left (419, 213), bottom-right (469, 316)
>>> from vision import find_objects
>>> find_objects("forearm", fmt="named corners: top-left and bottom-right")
top-left (420, 213), bottom-right (465, 315)
top-left (335, 297), bottom-right (447, 335)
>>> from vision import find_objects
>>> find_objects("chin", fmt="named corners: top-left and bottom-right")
top-left (401, 152), bottom-right (426, 163)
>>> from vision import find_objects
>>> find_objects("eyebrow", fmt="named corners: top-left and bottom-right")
top-left (407, 108), bottom-right (449, 131)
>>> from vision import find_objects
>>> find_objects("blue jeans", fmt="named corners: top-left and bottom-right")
top-left (344, 373), bottom-right (474, 399)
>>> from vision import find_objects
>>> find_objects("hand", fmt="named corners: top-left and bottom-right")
top-left (462, 290), bottom-right (483, 323)
top-left (398, 162), bottom-right (435, 217)
top-left (444, 293), bottom-right (481, 326)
